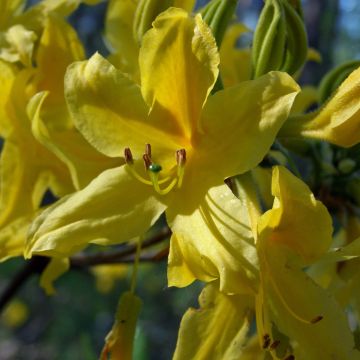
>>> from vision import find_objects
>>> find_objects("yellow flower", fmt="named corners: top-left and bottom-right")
top-left (26, 8), bottom-right (299, 294)
top-left (0, 16), bottom-right (118, 261)
top-left (255, 166), bottom-right (359, 359)
top-left (173, 282), bottom-right (253, 360)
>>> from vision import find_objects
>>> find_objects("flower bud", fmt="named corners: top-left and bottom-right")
top-left (133, 0), bottom-right (173, 46)
top-left (252, 0), bottom-right (307, 78)
top-left (201, 0), bottom-right (238, 48)
top-left (318, 60), bottom-right (360, 104)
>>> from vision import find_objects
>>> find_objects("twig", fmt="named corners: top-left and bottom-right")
top-left (0, 226), bottom-right (171, 313)
top-left (0, 256), bottom-right (50, 312)
top-left (70, 226), bottom-right (171, 268)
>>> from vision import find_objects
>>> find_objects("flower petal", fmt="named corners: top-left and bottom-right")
top-left (36, 15), bottom-right (84, 103)
top-left (139, 8), bottom-right (219, 140)
top-left (220, 23), bottom-right (252, 87)
top-left (259, 242), bottom-right (359, 360)
top-left (198, 71), bottom-right (300, 179)
top-left (0, 215), bottom-right (33, 261)
top-left (173, 283), bottom-right (253, 360)
top-left (258, 166), bottom-right (333, 263)
top-left (26, 166), bottom-right (167, 258)
top-left (29, 91), bottom-right (122, 190)
top-left (40, 257), bottom-right (69, 295)
top-left (167, 183), bottom-right (258, 294)
top-left (65, 53), bottom-right (182, 164)
top-left (104, 0), bottom-right (139, 79)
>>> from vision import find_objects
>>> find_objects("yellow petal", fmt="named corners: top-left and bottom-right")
top-left (65, 53), bottom-right (181, 166)
top-left (0, 215), bottom-right (34, 261)
top-left (0, 141), bottom-right (44, 225)
top-left (139, 8), bottom-right (219, 140)
top-left (104, 0), bottom-right (139, 78)
top-left (40, 257), bottom-right (69, 295)
top-left (0, 59), bottom-right (16, 136)
top-left (173, 283), bottom-right (253, 360)
top-left (100, 291), bottom-right (142, 360)
top-left (36, 15), bottom-right (84, 103)
top-left (0, 0), bottom-right (24, 29)
top-left (258, 166), bottom-right (333, 263)
top-left (198, 72), bottom-right (300, 179)
top-left (220, 24), bottom-right (252, 87)
top-left (167, 183), bottom-right (259, 294)
top-left (0, 25), bottom-right (37, 66)
top-left (280, 66), bottom-right (360, 147)
top-left (259, 242), bottom-right (359, 360)
top-left (26, 166), bottom-right (166, 258)
top-left (29, 91), bottom-right (122, 190)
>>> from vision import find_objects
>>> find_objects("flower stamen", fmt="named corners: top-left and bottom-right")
top-left (176, 149), bottom-right (186, 188)
top-left (125, 145), bottom-right (187, 195)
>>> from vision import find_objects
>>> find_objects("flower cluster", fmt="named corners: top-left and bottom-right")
top-left (1, 0), bottom-right (360, 359)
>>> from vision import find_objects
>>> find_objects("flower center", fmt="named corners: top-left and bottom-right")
top-left (124, 144), bottom-right (186, 195)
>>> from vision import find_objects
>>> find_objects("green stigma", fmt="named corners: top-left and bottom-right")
top-left (149, 163), bottom-right (162, 173)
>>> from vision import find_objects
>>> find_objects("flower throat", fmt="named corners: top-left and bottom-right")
top-left (124, 144), bottom-right (186, 195)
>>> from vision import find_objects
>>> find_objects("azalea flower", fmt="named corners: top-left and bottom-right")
top-left (174, 166), bottom-right (359, 359)
top-left (26, 8), bottom-right (299, 294)
top-left (255, 166), bottom-right (359, 359)
top-left (0, 15), bottom-right (118, 260)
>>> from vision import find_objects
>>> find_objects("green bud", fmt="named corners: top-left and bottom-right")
top-left (133, 0), bottom-right (173, 46)
top-left (252, 0), bottom-right (307, 78)
top-left (318, 60), bottom-right (360, 105)
top-left (286, 0), bottom-right (304, 18)
top-left (201, 0), bottom-right (238, 48)
top-left (338, 158), bottom-right (357, 174)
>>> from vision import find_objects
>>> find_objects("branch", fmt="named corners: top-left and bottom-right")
top-left (0, 256), bottom-right (50, 312)
top-left (70, 226), bottom-right (171, 268)
top-left (0, 226), bottom-right (172, 313)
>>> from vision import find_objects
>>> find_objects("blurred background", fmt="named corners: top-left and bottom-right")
top-left (1, 0), bottom-right (359, 359)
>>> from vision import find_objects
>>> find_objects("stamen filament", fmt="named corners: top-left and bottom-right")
top-left (126, 165), bottom-right (172, 185)
top-left (149, 172), bottom-right (178, 195)
top-left (177, 167), bottom-right (185, 188)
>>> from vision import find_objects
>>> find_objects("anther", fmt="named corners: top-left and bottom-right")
top-left (176, 149), bottom-right (186, 188)
top-left (124, 147), bottom-right (134, 165)
top-left (143, 153), bottom-right (152, 171)
top-left (270, 340), bottom-right (280, 350)
top-left (310, 315), bottom-right (323, 324)
top-left (145, 143), bottom-right (152, 158)
top-left (176, 149), bottom-right (186, 167)
top-left (262, 334), bottom-right (271, 349)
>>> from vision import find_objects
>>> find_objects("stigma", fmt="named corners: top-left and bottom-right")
top-left (124, 144), bottom-right (186, 195)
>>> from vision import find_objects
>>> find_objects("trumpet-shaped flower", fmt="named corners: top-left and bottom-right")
top-left (255, 166), bottom-right (359, 359)
top-left (26, 8), bottom-right (299, 293)
top-left (0, 16), bottom-right (118, 260)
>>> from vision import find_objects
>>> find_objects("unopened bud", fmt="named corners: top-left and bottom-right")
top-left (252, 0), bottom-right (307, 78)
top-left (318, 60), bottom-right (360, 104)
top-left (133, 0), bottom-right (173, 46)
top-left (201, 0), bottom-right (238, 48)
